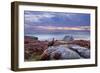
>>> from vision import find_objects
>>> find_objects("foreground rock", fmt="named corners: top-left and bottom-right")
top-left (68, 45), bottom-right (90, 58)
top-left (40, 45), bottom-right (81, 60)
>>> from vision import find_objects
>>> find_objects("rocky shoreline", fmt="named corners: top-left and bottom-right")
top-left (24, 36), bottom-right (90, 61)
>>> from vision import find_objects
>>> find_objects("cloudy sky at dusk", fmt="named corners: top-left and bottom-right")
top-left (24, 11), bottom-right (90, 34)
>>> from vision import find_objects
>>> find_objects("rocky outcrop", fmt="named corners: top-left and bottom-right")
top-left (63, 35), bottom-right (74, 41)
top-left (79, 49), bottom-right (90, 58)
top-left (40, 45), bottom-right (81, 60)
top-left (51, 46), bottom-right (81, 60)
top-left (68, 45), bottom-right (90, 58)
top-left (40, 44), bottom-right (90, 60)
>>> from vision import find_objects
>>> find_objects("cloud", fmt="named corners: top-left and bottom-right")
top-left (24, 12), bottom-right (55, 23)
top-left (24, 11), bottom-right (78, 23)
top-left (24, 11), bottom-right (90, 28)
top-left (78, 26), bottom-right (90, 30)
top-left (63, 13), bottom-right (82, 22)
top-left (32, 25), bottom-right (90, 31)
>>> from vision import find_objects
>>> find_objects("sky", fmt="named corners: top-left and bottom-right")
top-left (24, 11), bottom-right (90, 34)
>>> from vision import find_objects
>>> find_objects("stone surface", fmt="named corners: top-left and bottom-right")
top-left (51, 46), bottom-right (81, 59)
top-left (40, 45), bottom-right (81, 60)
top-left (79, 49), bottom-right (90, 58)
top-left (68, 44), bottom-right (90, 58)
top-left (63, 35), bottom-right (74, 41)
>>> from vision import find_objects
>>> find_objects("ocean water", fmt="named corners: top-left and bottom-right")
top-left (25, 31), bottom-right (90, 41)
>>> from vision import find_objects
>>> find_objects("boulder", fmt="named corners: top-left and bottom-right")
top-left (79, 49), bottom-right (90, 58)
top-left (51, 46), bottom-right (81, 59)
top-left (68, 45), bottom-right (90, 58)
top-left (63, 35), bottom-right (74, 41)
top-left (40, 45), bottom-right (81, 60)
top-left (40, 46), bottom-right (58, 60)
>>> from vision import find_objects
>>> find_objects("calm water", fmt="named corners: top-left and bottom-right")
top-left (25, 31), bottom-right (90, 41)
